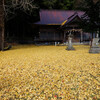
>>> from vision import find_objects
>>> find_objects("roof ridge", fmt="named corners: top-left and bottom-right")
top-left (40, 9), bottom-right (83, 12)
top-left (68, 12), bottom-right (78, 20)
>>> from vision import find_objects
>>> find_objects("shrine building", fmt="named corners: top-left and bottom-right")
top-left (34, 9), bottom-right (92, 43)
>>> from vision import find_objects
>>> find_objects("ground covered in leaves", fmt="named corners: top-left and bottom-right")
top-left (0, 45), bottom-right (100, 100)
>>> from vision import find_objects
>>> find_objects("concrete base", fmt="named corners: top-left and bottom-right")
top-left (89, 47), bottom-right (100, 53)
top-left (66, 46), bottom-right (75, 50)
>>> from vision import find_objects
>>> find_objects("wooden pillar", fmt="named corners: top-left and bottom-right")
top-left (80, 31), bottom-right (83, 43)
top-left (92, 32), bottom-right (93, 39)
top-left (64, 31), bottom-right (66, 42)
top-left (0, 0), bottom-right (4, 51)
top-left (54, 32), bottom-right (55, 41)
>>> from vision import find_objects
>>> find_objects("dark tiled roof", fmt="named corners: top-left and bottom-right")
top-left (63, 12), bottom-right (81, 25)
top-left (35, 10), bottom-right (84, 25)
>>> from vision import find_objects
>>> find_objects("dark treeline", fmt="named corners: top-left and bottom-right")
top-left (5, 8), bottom-right (39, 44)
top-left (34, 0), bottom-right (75, 10)
top-left (79, 0), bottom-right (100, 35)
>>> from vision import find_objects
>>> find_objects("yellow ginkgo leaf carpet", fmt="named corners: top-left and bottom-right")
top-left (0, 45), bottom-right (100, 100)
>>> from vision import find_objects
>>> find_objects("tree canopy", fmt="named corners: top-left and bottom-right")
top-left (34, 0), bottom-right (75, 10)
top-left (79, 0), bottom-right (100, 34)
top-left (4, 0), bottom-right (37, 21)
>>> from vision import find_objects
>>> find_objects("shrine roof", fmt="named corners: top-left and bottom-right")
top-left (35, 10), bottom-right (84, 25)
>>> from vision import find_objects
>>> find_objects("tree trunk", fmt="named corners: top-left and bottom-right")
top-left (0, 0), bottom-right (4, 51)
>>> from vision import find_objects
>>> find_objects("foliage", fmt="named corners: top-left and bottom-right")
top-left (4, 0), bottom-right (36, 20)
top-left (54, 0), bottom-right (75, 10)
top-left (79, 0), bottom-right (100, 33)
top-left (34, 0), bottom-right (75, 10)
top-left (0, 45), bottom-right (100, 99)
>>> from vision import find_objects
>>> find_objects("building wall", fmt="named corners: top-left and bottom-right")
top-left (36, 25), bottom-right (63, 42)
top-left (63, 29), bottom-right (91, 43)
top-left (34, 24), bottom-right (91, 43)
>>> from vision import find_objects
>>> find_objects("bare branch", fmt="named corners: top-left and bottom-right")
top-left (4, 0), bottom-right (37, 20)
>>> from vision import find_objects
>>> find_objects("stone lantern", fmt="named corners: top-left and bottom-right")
top-left (66, 32), bottom-right (75, 50)
top-left (89, 32), bottom-right (100, 53)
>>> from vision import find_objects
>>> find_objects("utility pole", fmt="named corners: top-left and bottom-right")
top-left (0, 0), bottom-right (4, 51)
